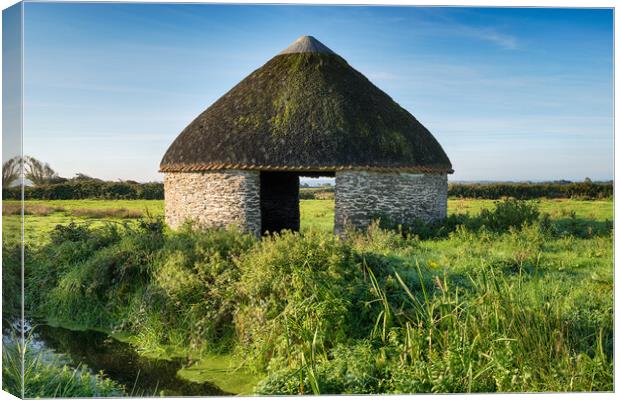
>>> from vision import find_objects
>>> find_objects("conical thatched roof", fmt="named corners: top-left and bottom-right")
top-left (160, 36), bottom-right (453, 174)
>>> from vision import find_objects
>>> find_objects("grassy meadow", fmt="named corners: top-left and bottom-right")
top-left (2, 197), bottom-right (614, 395)
top-left (2, 197), bottom-right (612, 242)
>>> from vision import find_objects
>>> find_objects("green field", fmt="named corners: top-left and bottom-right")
top-left (2, 198), bottom-right (613, 243)
top-left (2, 198), bottom-right (614, 395)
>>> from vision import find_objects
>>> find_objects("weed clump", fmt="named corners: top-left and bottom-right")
top-left (234, 231), bottom-right (361, 368)
top-left (143, 223), bottom-right (256, 352)
top-left (478, 198), bottom-right (539, 232)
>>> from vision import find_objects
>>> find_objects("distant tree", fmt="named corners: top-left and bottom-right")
top-left (72, 173), bottom-right (101, 182)
top-left (47, 176), bottom-right (68, 184)
top-left (2, 156), bottom-right (22, 188)
top-left (24, 156), bottom-right (60, 186)
top-left (73, 173), bottom-right (91, 180)
top-left (584, 177), bottom-right (593, 184)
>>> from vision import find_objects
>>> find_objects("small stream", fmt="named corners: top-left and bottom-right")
top-left (12, 323), bottom-right (230, 396)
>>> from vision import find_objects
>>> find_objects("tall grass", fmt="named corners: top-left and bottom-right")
top-left (20, 199), bottom-right (613, 394)
top-left (2, 242), bottom-right (21, 323)
top-left (256, 252), bottom-right (612, 394)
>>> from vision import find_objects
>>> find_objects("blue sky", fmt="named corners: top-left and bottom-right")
top-left (3, 2), bottom-right (22, 165)
top-left (18, 3), bottom-right (613, 182)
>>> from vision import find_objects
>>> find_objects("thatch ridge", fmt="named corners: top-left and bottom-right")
top-left (279, 35), bottom-right (335, 55)
top-left (161, 47), bottom-right (453, 173)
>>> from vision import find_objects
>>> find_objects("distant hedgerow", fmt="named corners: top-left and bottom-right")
top-left (2, 179), bottom-right (163, 200)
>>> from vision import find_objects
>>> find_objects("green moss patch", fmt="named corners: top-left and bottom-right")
top-left (177, 354), bottom-right (262, 395)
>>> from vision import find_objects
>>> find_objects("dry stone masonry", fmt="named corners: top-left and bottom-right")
top-left (164, 169), bottom-right (448, 236)
top-left (164, 170), bottom-right (261, 235)
top-left (334, 171), bottom-right (448, 234)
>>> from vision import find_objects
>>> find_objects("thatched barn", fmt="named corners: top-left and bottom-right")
top-left (160, 36), bottom-right (453, 235)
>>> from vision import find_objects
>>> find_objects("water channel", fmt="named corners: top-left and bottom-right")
top-left (9, 323), bottom-right (232, 396)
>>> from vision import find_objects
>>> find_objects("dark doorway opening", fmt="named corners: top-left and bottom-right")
top-left (260, 171), bottom-right (300, 234)
top-left (260, 171), bottom-right (335, 235)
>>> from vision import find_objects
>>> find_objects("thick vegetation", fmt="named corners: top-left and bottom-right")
top-left (8, 199), bottom-right (613, 394)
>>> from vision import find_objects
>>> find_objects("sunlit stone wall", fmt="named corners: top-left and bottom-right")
top-left (334, 171), bottom-right (447, 235)
top-left (164, 170), bottom-right (261, 235)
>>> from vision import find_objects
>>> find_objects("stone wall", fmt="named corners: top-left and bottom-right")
top-left (334, 171), bottom-right (447, 234)
top-left (164, 170), bottom-right (261, 235)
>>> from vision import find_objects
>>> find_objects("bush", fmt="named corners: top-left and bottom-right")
top-left (29, 220), bottom-right (256, 355)
top-left (234, 231), bottom-right (362, 368)
top-left (142, 224), bottom-right (256, 352)
top-left (478, 199), bottom-right (540, 232)
top-left (234, 229), bottom-right (432, 373)
top-left (28, 220), bottom-right (161, 327)
top-left (379, 199), bottom-right (541, 239)
top-left (299, 187), bottom-right (335, 200)
top-left (50, 222), bottom-right (93, 244)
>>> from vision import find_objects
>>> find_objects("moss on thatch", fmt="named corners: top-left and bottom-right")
top-left (161, 42), bottom-right (452, 173)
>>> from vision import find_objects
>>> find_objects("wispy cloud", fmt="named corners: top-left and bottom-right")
top-left (402, 8), bottom-right (520, 50)
top-left (453, 25), bottom-right (518, 50)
